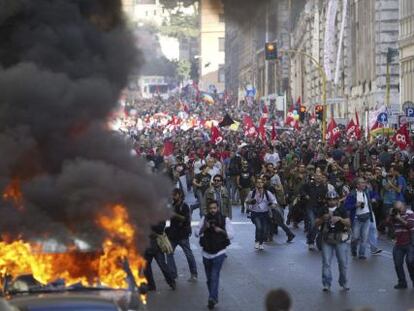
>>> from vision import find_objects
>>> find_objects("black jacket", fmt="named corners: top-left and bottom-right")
top-left (167, 201), bottom-right (192, 241)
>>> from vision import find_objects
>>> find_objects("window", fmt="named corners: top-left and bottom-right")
top-left (218, 65), bottom-right (225, 83)
top-left (219, 14), bottom-right (225, 23)
top-left (218, 37), bottom-right (225, 52)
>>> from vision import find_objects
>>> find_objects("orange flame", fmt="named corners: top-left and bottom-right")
top-left (0, 204), bottom-right (147, 304)
top-left (2, 179), bottom-right (25, 211)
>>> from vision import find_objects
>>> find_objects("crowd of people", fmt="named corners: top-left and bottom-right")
top-left (117, 91), bottom-right (414, 309)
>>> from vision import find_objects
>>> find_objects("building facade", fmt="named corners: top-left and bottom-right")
top-left (290, 0), bottom-right (400, 124)
top-left (400, 0), bottom-right (414, 105)
top-left (199, 0), bottom-right (225, 92)
top-left (224, 0), bottom-right (295, 105)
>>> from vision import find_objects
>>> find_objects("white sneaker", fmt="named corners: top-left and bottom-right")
top-left (322, 286), bottom-right (330, 292)
top-left (255, 242), bottom-right (260, 249)
top-left (308, 244), bottom-right (315, 251)
top-left (259, 244), bottom-right (264, 250)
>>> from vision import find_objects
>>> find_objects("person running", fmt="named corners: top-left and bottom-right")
top-left (316, 190), bottom-right (351, 291)
top-left (246, 177), bottom-right (277, 250)
top-left (237, 159), bottom-right (255, 214)
top-left (193, 164), bottom-right (212, 217)
top-left (388, 201), bottom-right (414, 289)
top-left (144, 221), bottom-right (176, 291)
top-left (196, 200), bottom-right (234, 309)
top-left (166, 188), bottom-right (198, 282)
top-left (301, 170), bottom-right (328, 250)
top-left (345, 178), bottom-right (375, 260)
top-left (205, 174), bottom-right (231, 218)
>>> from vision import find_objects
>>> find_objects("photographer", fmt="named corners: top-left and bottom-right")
top-left (315, 191), bottom-right (351, 291)
top-left (388, 201), bottom-right (414, 289)
top-left (166, 188), bottom-right (198, 282)
top-left (196, 200), bottom-right (234, 309)
top-left (246, 177), bottom-right (278, 250)
top-left (344, 178), bottom-right (375, 259)
top-left (300, 170), bottom-right (328, 250)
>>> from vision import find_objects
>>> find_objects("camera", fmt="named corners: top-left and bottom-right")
top-left (248, 198), bottom-right (257, 205)
top-left (359, 202), bottom-right (365, 209)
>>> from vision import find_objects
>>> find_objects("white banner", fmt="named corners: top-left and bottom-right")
top-left (323, 0), bottom-right (338, 81)
top-left (334, 0), bottom-right (348, 85)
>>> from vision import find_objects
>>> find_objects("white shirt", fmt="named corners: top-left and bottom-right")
top-left (196, 216), bottom-right (234, 259)
top-left (247, 189), bottom-right (277, 213)
top-left (356, 190), bottom-right (370, 215)
top-left (264, 152), bottom-right (280, 166)
top-left (193, 159), bottom-right (206, 175)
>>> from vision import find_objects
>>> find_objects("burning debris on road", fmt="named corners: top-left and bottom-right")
top-left (0, 0), bottom-right (170, 297)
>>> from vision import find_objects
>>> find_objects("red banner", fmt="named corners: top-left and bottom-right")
top-left (210, 126), bottom-right (223, 145)
top-left (392, 124), bottom-right (411, 150)
top-left (326, 118), bottom-right (340, 145)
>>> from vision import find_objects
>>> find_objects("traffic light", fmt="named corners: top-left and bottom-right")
top-left (265, 42), bottom-right (278, 60)
top-left (315, 105), bottom-right (323, 121)
top-left (299, 105), bottom-right (307, 122)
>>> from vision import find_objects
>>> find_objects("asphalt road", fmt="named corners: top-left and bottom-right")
top-left (145, 205), bottom-right (414, 311)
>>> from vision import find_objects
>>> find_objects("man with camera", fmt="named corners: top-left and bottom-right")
top-left (246, 176), bottom-right (278, 250)
top-left (388, 201), bottom-right (414, 289)
top-left (344, 178), bottom-right (375, 259)
top-left (315, 191), bottom-right (351, 291)
top-left (301, 170), bottom-right (328, 250)
top-left (196, 199), bottom-right (234, 309)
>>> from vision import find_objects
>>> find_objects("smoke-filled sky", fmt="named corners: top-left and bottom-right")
top-left (0, 0), bottom-right (170, 250)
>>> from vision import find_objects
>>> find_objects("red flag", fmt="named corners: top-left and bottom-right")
top-left (346, 119), bottom-right (356, 139)
top-left (211, 126), bottom-right (223, 145)
top-left (243, 115), bottom-right (254, 129)
top-left (271, 122), bottom-right (277, 140)
top-left (326, 118), bottom-right (341, 145)
top-left (392, 124), bottom-right (411, 150)
top-left (354, 111), bottom-right (361, 139)
top-left (263, 103), bottom-right (269, 114)
top-left (284, 104), bottom-right (295, 126)
top-left (163, 140), bottom-right (174, 157)
top-left (258, 117), bottom-right (267, 142)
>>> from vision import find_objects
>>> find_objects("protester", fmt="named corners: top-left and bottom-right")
top-left (205, 174), bottom-right (231, 218)
top-left (196, 200), bottom-right (234, 309)
top-left (345, 178), bottom-right (375, 260)
top-left (246, 177), bottom-right (277, 250)
top-left (316, 190), bottom-right (351, 291)
top-left (144, 221), bottom-right (176, 291)
top-left (166, 188), bottom-right (198, 282)
top-left (388, 201), bottom-right (414, 289)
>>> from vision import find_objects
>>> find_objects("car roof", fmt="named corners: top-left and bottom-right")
top-left (8, 292), bottom-right (121, 308)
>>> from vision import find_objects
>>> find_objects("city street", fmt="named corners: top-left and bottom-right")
top-left (146, 206), bottom-right (414, 311)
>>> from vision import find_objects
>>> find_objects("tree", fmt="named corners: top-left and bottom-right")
top-left (175, 60), bottom-right (191, 83)
top-left (159, 11), bottom-right (199, 41)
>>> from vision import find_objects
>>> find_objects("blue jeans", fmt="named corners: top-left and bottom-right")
top-left (203, 254), bottom-right (226, 302)
top-left (368, 221), bottom-right (379, 252)
top-left (321, 242), bottom-right (349, 287)
top-left (393, 244), bottom-right (414, 286)
top-left (251, 211), bottom-right (269, 244)
top-left (167, 238), bottom-right (198, 279)
top-left (306, 206), bottom-right (318, 244)
top-left (351, 217), bottom-right (371, 257)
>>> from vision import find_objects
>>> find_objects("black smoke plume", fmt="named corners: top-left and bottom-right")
top-left (0, 0), bottom-right (170, 251)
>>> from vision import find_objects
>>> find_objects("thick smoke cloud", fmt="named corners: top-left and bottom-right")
top-left (221, 0), bottom-right (272, 23)
top-left (0, 0), bottom-right (170, 251)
